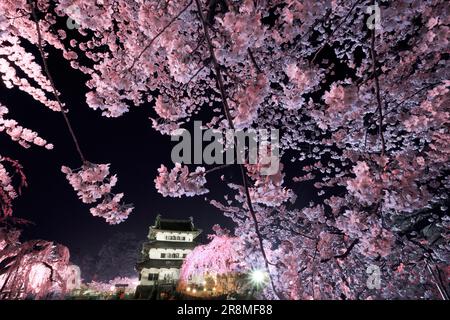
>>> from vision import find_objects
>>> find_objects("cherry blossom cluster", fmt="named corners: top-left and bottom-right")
top-left (180, 232), bottom-right (246, 284)
top-left (0, 0), bottom-right (448, 299)
top-left (155, 163), bottom-right (208, 197)
top-left (0, 228), bottom-right (75, 299)
top-left (346, 161), bottom-right (382, 206)
top-left (61, 163), bottom-right (133, 224)
top-left (0, 156), bottom-right (26, 219)
top-left (0, 158), bottom-right (17, 218)
top-left (246, 161), bottom-right (296, 207)
top-left (231, 72), bottom-right (269, 128)
top-left (86, 277), bottom-right (138, 295)
top-left (0, 104), bottom-right (53, 149)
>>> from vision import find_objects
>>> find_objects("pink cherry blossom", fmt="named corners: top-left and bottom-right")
top-left (61, 162), bottom-right (133, 224)
top-left (155, 163), bottom-right (208, 198)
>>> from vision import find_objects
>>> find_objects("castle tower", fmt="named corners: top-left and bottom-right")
top-left (135, 215), bottom-right (201, 298)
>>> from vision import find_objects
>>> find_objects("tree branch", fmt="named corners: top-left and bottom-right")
top-left (426, 262), bottom-right (449, 300)
top-left (370, 24), bottom-right (386, 156)
top-left (248, 48), bottom-right (262, 73)
top-left (204, 163), bottom-right (232, 175)
top-left (194, 0), bottom-right (282, 299)
top-left (311, 0), bottom-right (362, 64)
top-left (128, 0), bottom-right (194, 71)
top-left (30, 1), bottom-right (86, 163)
top-left (320, 239), bottom-right (359, 263)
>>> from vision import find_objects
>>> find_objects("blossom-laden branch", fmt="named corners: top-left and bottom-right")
top-left (61, 163), bottom-right (133, 224)
top-left (128, 0), bottom-right (194, 71)
top-left (180, 233), bottom-right (246, 284)
top-left (194, 0), bottom-right (282, 299)
top-left (28, 1), bottom-right (133, 224)
top-left (155, 163), bottom-right (208, 198)
top-left (0, 104), bottom-right (53, 150)
top-left (29, 0), bottom-right (86, 163)
top-left (0, 157), bottom-right (27, 220)
top-left (0, 228), bottom-right (75, 300)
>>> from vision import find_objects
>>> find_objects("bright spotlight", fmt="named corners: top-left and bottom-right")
top-left (249, 269), bottom-right (268, 288)
top-left (252, 270), bottom-right (265, 283)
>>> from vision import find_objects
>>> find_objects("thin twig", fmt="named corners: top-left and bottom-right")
top-left (247, 48), bottom-right (262, 73)
top-left (320, 239), bottom-right (360, 263)
top-left (426, 262), bottom-right (449, 300)
top-left (310, 242), bottom-right (318, 299)
top-left (204, 163), bottom-right (232, 175)
top-left (311, 0), bottom-right (362, 64)
top-left (128, 0), bottom-right (194, 72)
top-left (370, 24), bottom-right (385, 156)
top-left (183, 64), bottom-right (206, 89)
top-left (384, 81), bottom-right (442, 117)
top-left (30, 1), bottom-right (86, 163)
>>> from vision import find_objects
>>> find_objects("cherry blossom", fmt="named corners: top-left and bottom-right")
top-left (180, 231), bottom-right (246, 285)
top-left (0, 0), bottom-right (448, 299)
top-left (61, 163), bottom-right (133, 224)
top-left (155, 163), bottom-right (208, 198)
top-left (0, 228), bottom-right (76, 299)
top-left (86, 277), bottom-right (138, 295)
top-left (0, 103), bottom-right (53, 149)
top-left (0, 156), bottom-right (26, 219)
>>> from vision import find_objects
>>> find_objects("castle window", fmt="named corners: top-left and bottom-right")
top-left (148, 273), bottom-right (159, 281)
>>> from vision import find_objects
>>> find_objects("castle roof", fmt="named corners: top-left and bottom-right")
top-left (142, 240), bottom-right (197, 250)
top-left (156, 218), bottom-right (196, 232)
top-left (148, 215), bottom-right (202, 239)
top-left (136, 259), bottom-right (184, 270)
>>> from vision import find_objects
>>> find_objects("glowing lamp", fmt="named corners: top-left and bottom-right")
top-left (249, 269), bottom-right (268, 288)
top-left (251, 270), bottom-right (266, 284)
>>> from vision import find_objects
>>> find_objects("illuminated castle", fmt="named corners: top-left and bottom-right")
top-left (134, 215), bottom-right (201, 298)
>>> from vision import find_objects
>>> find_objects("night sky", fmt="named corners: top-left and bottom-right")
top-left (0, 44), bottom-right (237, 261)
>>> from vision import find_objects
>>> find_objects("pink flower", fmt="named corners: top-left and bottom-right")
top-left (62, 162), bottom-right (133, 224)
top-left (155, 163), bottom-right (208, 197)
